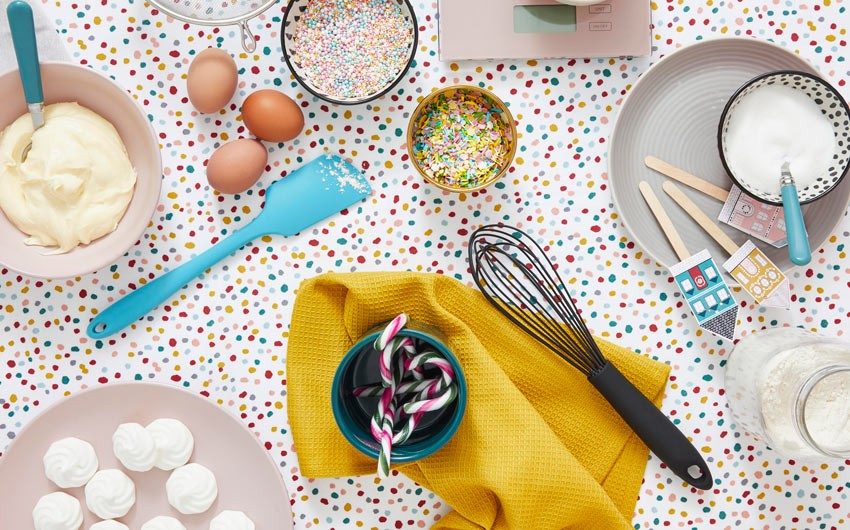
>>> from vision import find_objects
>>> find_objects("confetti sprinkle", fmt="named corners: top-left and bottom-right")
top-left (411, 88), bottom-right (514, 190)
top-left (290, 0), bottom-right (415, 100)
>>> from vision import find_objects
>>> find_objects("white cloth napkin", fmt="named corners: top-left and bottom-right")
top-left (0, 0), bottom-right (70, 72)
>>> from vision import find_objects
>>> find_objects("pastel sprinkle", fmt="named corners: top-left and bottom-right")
top-left (290, 0), bottom-right (415, 100)
top-left (411, 89), bottom-right (513, 189)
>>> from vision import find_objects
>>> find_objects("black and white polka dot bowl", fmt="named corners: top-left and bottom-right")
top-left (281, 0), bottom-right (418, 105)
top-left (718, 70), bottom-right (850, 206)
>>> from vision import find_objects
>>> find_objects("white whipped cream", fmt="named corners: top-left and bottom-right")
top-left (89, 521), bottom-right (129, 530)
top-left (0, 102), bottom-right (136, 253)
top-left (146, 418), bottom-right (194, 470)
top-left (43, 437), bottom-right (99, 488)
top-left (113, 422), bottom-right (157, 472)
top-left (84, 469), bottom-right (136, 519)
top-left (166, 463), bottom-right (218, 515)
top-left (32, 491), bottom-right (83, 530)
top-left (140, 516), bottom-right (187, 530)
top-left (725, 84), bottom-right (836, 194)
top-left (210, 510), bottom-right (255, 530)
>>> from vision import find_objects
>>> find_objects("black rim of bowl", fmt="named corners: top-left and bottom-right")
top-left (717, 69), bottom-right (850, 206)
top-left (280, 0), bottom-right (419, 106)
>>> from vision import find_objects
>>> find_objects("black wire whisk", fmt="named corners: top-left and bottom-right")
top-left (469, 224), bottom-right (713, 490)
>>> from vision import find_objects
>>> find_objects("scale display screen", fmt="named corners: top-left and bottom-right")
top-left (514, 4), bottom-right (577, 33)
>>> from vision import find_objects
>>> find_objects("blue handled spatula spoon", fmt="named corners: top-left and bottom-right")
top-left (87, 154), bottom-right (372, 339)
top-left (7, 0), bottom-right (45, 161)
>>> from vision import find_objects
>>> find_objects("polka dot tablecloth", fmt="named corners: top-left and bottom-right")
top-left (1, 1), bottom-right (849, 529)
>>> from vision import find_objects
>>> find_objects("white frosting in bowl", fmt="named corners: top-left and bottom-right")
top-left (166, 463), bottom-right (218, 515)
top-left (112, 422), bottom-right (157, 472)
top-left (146, 418), bottom-right (194, 470)
top-left (32, 491), bottom-right (83, 530)
top-left (89, 521), bottom-right (129, 530)
top-left (210, 510), bottom-right (255, 530)
top-left (0, 102), bottom-right (136, 253)
top-left (43, 437), bottom-right (99, 488)
top-left (84, 469), bottom-right (136, 519)
top-left (140, 516), bottom-right (187, 530)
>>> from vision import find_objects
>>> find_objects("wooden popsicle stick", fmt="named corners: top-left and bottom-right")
top-left (662, 181), bottom-right (740, 256)
top-left (645, 156), bottom-right (730, 202)
top-left (639, 181), bottom-right (691, 262)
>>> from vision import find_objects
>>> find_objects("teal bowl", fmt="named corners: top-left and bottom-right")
top-left (331, 324), bottom-right (467, 464)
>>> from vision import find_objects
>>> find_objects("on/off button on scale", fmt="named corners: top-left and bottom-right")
top-left (588, 3), bottom-right (612, 31)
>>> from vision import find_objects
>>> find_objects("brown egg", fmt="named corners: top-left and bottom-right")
top-left (206, 139), bottom-right (268, 194)
top-left (241, 89), bottom-right (305, 143)
top-left (187, 48), bottom-right (238, 113)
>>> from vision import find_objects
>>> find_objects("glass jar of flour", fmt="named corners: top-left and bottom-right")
top-left (726, 328), bottom-right (850, 458)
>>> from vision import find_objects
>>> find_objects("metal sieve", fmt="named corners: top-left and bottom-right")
top-left (146, 0), bottom-right (280, 52)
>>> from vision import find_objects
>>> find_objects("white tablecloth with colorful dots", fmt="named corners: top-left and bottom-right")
top-left (2, 1), bottom-right (850, 528)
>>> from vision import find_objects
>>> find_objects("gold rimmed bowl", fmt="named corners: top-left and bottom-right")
top-left (407, 85), bottom-right (517, 193)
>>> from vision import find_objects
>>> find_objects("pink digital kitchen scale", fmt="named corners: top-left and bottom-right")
top-left (438, 0), bottom-right (651, 61)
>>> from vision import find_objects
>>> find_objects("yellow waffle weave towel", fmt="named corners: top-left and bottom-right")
top-left (287, 272), bottom-right (671, 530)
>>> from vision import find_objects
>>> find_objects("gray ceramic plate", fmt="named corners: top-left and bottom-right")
top-left (610, 37), bottom-right (850, 272)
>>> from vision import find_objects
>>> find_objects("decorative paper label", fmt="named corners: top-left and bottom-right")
top-left (669, 249), bottom-right (738, 340)
top-left (723, 240), bottom-right (790, 308)
top-left (719, 186), bottom-right (787, 248)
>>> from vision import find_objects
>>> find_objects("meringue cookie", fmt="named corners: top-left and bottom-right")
top-left (32, 491), bottom-right (83, 530)
top-left (89, 521), bottom-right (129, 530)
top-left (146, 418), bottom-right (194, 470)
top-left (166, 463), bottom-right (218, 515)
top-left (210, 510), bottom-right (255, 530)
top-left (140, 516), bottom-right (187, 530)
top-left (84, 469), bottom-right (136, 519)
top-left (43, 437), bottom-right (99, 488)
top-left (112, 422), bottom-right (157, 472)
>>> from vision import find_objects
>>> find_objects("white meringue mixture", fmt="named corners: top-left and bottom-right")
top-left (140, 516), bottom-right (188, 530)
top-left (32, 491), bottom-right (83, 530)
top-left (84, 469), bottom-right (136, 520)
top-left (89, 521), bottom-right (130, 530)
top-left (166, 462), bottom-right (218, 515)
top-left (43, 436), bottom-right (99, 488)
top-left (211, 510), bottom-right (256, 530)
top-left (112, 422), bottom-right (157, 472)
top-left (146, 418), bottom-right (194, 470)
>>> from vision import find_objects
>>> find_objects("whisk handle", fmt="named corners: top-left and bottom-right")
top-left (589, 362), bottom-right (713, 491)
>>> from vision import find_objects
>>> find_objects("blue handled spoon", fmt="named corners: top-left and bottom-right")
top-left (779, 161), bottom-right (811, 266)
top-left (87, 154), bottom-right (372, 339)
top-left (7, 0), bottom-right (44, 161)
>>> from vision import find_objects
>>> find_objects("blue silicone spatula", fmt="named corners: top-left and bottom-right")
top-left (87, 154), bottom-right (372, 339)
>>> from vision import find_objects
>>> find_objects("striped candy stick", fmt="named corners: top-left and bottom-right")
top-left (353, 377), bottom-right (440, 398)
top-left (403, 384), bottom-right (459, 416)
top-left (391, 351), bottom-right (457, 443)
top-left (361, 314), bottom-right (461, 478)
top-left (372, 353), bottom-right (405, 477)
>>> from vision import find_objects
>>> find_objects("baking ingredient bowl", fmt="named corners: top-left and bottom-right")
top-left (718, 70), bottom-right (850, 266)
top-left (332, 325), bottom-right (467, 464)
top-left (281, 0), bottom-right (418, 105)
top-left (718, 70), bottom-right (850, 206)
top-left (407, 85), bottom-right (517, 193)
top-left (0, 62), bottom-right (162, 279)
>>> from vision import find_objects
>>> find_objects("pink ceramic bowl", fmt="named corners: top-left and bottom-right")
top-left (0, 62), bottom-right (161, 279)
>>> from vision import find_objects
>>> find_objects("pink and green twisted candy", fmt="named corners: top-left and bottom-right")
top-left (357, 313), bottom-right (459, 478)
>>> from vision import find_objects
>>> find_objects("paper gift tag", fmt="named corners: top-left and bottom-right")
top-left (722, 240), bottom-right (791, 309)
top-left (669, 249), bottom-right (738, 340)
top-left (718, 186), bottom-right (787, 248)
